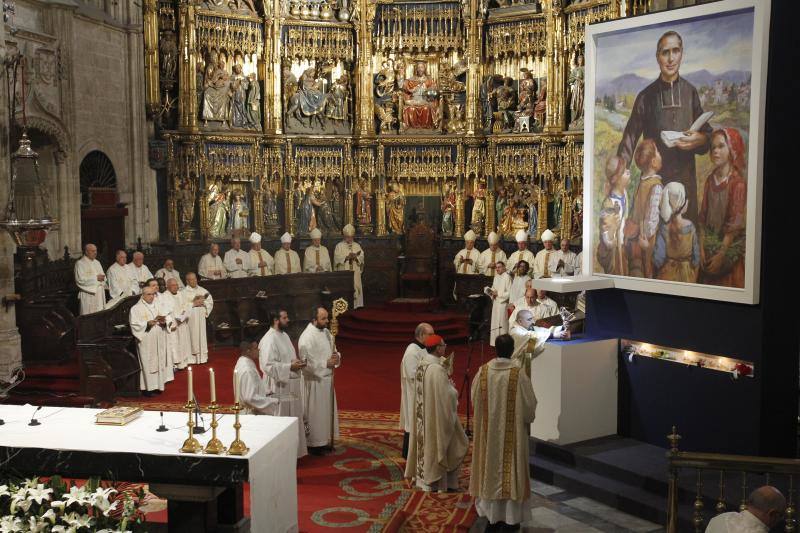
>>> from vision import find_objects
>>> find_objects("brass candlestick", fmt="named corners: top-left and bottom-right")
top-left (180, 399), bottom-right (203, 454)
top-left (204, 402), bottom-right (226, 455)
top-left (227, 402), bottom-right (249, 456)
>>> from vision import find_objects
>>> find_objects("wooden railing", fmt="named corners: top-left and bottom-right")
top-left (666, 426), bottom-right (799, 532)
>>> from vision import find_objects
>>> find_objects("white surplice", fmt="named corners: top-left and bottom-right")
top-left (706, 510), bottom-right (769, 533)
top-left (333, 241), bottom-right (365, 308)
top-left (224, 249), bottom-right (251, 278)
top-left (130, 298), bottom-right (171, 391)
top-left (74, 256), bottom-right (106, 315)
top-left (273, 249), bottom-right (301, 275)
top-left (453, 248), bottom-right (480, 275)
top-left (303, 245), bottom-right (332, 273)
top-left (106, 262), bottom-right (138, 305)
top-left (399, 341), bottom-right (426, 433)
top-left (553, 249), bottom-right (578, 275)
top-left (181, 284), bottom-right (213, 364)
top-left (259, 327), bottom-right (308, 457)
top-left (160, 290), bottom-right (191, 370)
top-left (477, 248), bottom-right (508, 277)
top-left (155, 268), bottom-right (184, 288)
top-left (508, 274), bottom-right (530, 306)
top-left (131, 264), bottom-right (154, 292)
top-left (235, 356), bottom-right (279, 415)
top-left (488, 272), bottom-right (512, 346)
top-left (248, 249), bottom-right (274, 276)
top-left (198, 253), bottom-right (227, 280)
top-left (299, 323), bottom-right (339, 448)
top-left (506, 249), bottom-right (535, 272)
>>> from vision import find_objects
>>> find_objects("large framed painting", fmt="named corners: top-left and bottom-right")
top-left (582, 0), bottom-right (770, 304)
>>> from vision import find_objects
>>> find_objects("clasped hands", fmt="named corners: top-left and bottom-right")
top-left (327, 352), bottom-right (341, 369)
top-left (147, 315), bottom-right (167, 329)
top-left (290, 359), bottom-right (308, 372)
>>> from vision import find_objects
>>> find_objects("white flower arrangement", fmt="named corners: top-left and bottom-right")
top-left (0, 477), bottom-right (147, 532)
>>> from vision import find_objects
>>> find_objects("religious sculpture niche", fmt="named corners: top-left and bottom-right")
top-left (496, 181), bottom-right (539, 238)
top-left (484, 0), bottom-right (541, 9)
top-left (207, 180), bottom-right (230, 239)
top-left (570, 195), bottom-right (583, 241)
top-left (283, 61), bottom-right (352, 135)
top-left (386, 181), bottom-right (406, 235)
top-left (262, 177), bottom-right (281, 237)
top-left (199, 50), bottom-right (262, 131)
top-left (471, 177), bottom-right (487, 234)
top-left (567, 52), bottom-right (585, 131)
top-left (482, 70), bottom-right (545, 134)
top-left (177, 177), bottom-right (197, 241)
top-left (284, 0), bottom-right (353, 21)
top-left (294, 179), bottom-right (344, 236)
top-left (159, 31), bottom-right (177, 89)
top-left (354, 177), bottom-right (374, 234)
top-left (441, 180), bottom-right (456, 236)
top-left (228, 188), bottom-right (251, 237)
top-left (201, 0), bottom-right (260, 15)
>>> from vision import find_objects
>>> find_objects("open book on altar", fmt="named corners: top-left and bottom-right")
top-left (660, 111), bottom-right (714, 147)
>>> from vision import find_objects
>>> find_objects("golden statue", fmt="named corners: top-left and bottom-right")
top-left (386, 181), bottom-right (406, 235)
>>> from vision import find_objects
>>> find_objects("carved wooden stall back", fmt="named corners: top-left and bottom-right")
top-left (400, 221), bottom-right (437, 298)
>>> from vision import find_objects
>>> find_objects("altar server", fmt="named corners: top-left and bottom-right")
top-left (131, 252), bottom-right (154, 292)
top-left (478, 232), bottom-right (507, 277)
top-left (299, 306), bottom-right (341, 453)
top-left (554, 237), bottom-right (579, 276)
top-left (334, 224), bottom-right (365, 308)
top-left (106, 250), bottom-right (137, 304)
top-left (182, 272), bottom-right (213, 364)
top-left (235, 340), bottom-right (280, 415)
top-left (405, 334), bottom-right (468, 492)
top-left (507, 230), bottom-right (535, 272)
top-left (400, 322), bottom-right (434, 458)
top-left (486, 261), bottom-right (512, 346)
top-left (259, 309), bottom-right (308, 457)
top-left (224, 237), bottom-right (251, 278)
top-left (130, 286), bottom-right (171, 395)
top-left (274, 233), bottom-right (302, 274)
top-left (74, 243), bottom-right (106, 315)
top-left (248, 232), bottom-right (274, 276)
top-left (198, 243), bottom-right (226, 280)
top-left (454, 230), bottom-right (480, 274)
top-left (162, 278), bottom-right (191, 370)
top-left (155, 258), bottom-right (184, 288)
top-left (533, 229), bottom-right (559, 279)
top-left (304, 228), bottom-right (332, 273)
top-left (470, 334), bottom-right (537, 529)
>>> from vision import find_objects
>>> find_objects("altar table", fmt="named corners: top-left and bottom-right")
top-left (0, 405), bottom-right (299, 533)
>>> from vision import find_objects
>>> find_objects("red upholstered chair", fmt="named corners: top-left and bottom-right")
top-left (399, 221), bottom-right (437, 298)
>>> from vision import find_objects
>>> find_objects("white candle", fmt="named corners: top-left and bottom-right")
top-left (209, 367), bottom-right (216, 403)
top-left (187, 366), bottom-right (193, 403)
top-left (233, 369), bottom-right (240, 405)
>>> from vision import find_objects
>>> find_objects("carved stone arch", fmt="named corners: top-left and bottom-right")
top-left (17, 114), bottom-right (71, 154)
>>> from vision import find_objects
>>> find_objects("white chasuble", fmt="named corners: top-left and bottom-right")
top-left (74, 256), bottom-right (106, 315)
top-left (181, 285), bottom-right (213, 364)
top-left (234, 356), bottom-right (279, 415)
top-left (478, 248), bottom-right (508, 277)
top-left (489, 272), bottom-right (512, 346)
top-left (248, 249), bottom-right (274, 276)
top-left (453, 248), bottom-right (480, 275)
top-left (224, 249), bottom-right (251, 278)
top-left (507, 249), bottom-right (534, 273)
top-left (303, 245), bottom-right (332, 273)
top-left (399, 342), bottom-right (425, 433)
top-left (299, 323), bottom-right (339, 448)
top-left (130, 299), bottom-right (170, 391)
top-left (259, 327), bottom-right (308, 457)
top-left (334, 241), bottom-right (365, 308)
top-left (533, 249), bottom-right (559, 279)
top-left (273, 249), bottom-right (301, 275)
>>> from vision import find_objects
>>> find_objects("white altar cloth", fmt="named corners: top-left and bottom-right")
top-left (0, 405), bottom-right (298, 533)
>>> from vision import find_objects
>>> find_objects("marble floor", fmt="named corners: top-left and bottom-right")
top-left (470, 480), bottom-right (664, 533)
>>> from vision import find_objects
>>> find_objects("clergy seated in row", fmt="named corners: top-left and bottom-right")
top-left (74, 243), bottom-right (106, 315)
top-left (199, 243), bottom-right (226, 280)
top-left (248, 232), bottom-right (274, 276)
top-left (454, 230), bottom-right (480, 274)
top-left (706, 486), bottom-right (786, 533)
top-left (161, 278), bottom-right (191, 371)
top-left (334, 224), bottom-right (365, 308)
top-left (155, 258), bottom-right (184, 288)
top-left (508, 260), bottom-right (532, 306)
top-left (486, 261), bottom-right (511, 346)
top-left (304, 228), bottom-right (332, 273)
top-left (224, 237), bottom-right (251, 278)
top-left (507, 230), bottom-right (535, 273)
top-left (470, 333), bottom-right (537, 530)
top-left (405, 334), bottom-right (468, 492)
top-left (131, 252), bottom-right (154, 291)
top-left (183, 272), bottom-right (213, 364)
top-left (478, 232), bottom-right (508, 277)
top-left (274, 232), bottom-right (302, 274)
top-left (555, 237), bottom-right (579, 276)
top-left (509, 288), bottom-right (558, 325)
top-left (235, 340), bottom-right (280, 415)
top-left (532, 229), bottom-right (558, 279)
top-left (259, 309), bottom-right (308, 458)
top-left (299, 306), bottom-right (341, 455)
top-left (400, 322), bottom-right (435, 458)
top-left (107, 249), bottom-right (136, 305)
top-left (130, 286), bottom-right (173, 396)
top-left (509, 310), bottom-right (569, 374)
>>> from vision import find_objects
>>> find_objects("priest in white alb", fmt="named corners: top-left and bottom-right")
top-left (478, 232), bottom-right (507, 277)
top-left (235, 340), bottom-right (279, 415)
top-left (224, 237), bottom-right (251, 278)
top-left (405, 334), bottom-right (468, 492)
top-left (74, 243), bottom-right (106, 315)
top-left (259, 309), bottom-right (308, 457)
top-left (400, 322), bottom-right (434, 458)
top-left (507, 230), bottom-right (535, 272)
top-left (198, 243), bottom-right (226, 280)
top-left (334, 224), bottom-right (365, 308)
top-left (247, 232), bottom-right (274, 276)
top-left (106, 250), bottom-right (137, 306)
top-left (299, 306), bottom-right (340, 453)
top-left (486, 261), bottom-right (511, 346)
top-left (129, 286), bottom-right (171, 395)
top-left (131, 252), bottom-right (154, 292)
top-left (161, 278), bottom-right (191, 370)
top-left (304, 228), bottom-right (332, 273)
top-left (453, 230), bottom-right (480, 275)
top-left (274, 233), bottom-right (302, 274)
top-left (155, 258), bottom-right (184, 288)
top-left (182, 272), bottom-right (213, 364)
top-left (470, 333), bottom-right (537, 529)
top-left (533, 229), bottom-right (559, 279)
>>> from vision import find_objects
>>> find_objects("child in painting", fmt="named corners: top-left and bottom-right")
top-left (654, 181), bottom-right (699, 283)
top-left (698, 128), bottom-right (747, 288)
top-left (626, 139), bottom-right (663, 278)
top-left (596, 155), bottom-right (630, 275)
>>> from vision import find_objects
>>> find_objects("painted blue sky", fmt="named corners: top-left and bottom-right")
top-left (594, 8), bottom-right (754, 82)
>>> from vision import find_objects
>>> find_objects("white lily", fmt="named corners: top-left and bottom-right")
top-left (27, 516), bottom-right (48, 533)
top-left (0, 515), bottom-right (23, 533)
top-left (0, 485), bottom-right (10, 497)
top-left (40, 508), bottom-right (57, 524)
top-left (26, 484), bottom-right (53, 505)
top-left (61, 486), bottom-right (89, 507)
top-left (63, 511), bottom-right (93, 529)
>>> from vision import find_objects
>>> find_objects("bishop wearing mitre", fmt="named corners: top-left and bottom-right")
top-left (129, 286), bottom-right (171, 395)
top-left (182, 272), bottom-right (213, 364)
top-left (259, 309), bottom-right (308, 458)
top-left (478, 232), bottom-right (507, 277)
top-left (405, 334), bottom-right (468, 492)
top-left (533, 229), bottom-right (559, 279)
top-left (507, 230), bottom-right (535, 272)
top-left (161, 278), bottom-right (191, 370)
top-left (235, 340), bottom-right (280, 415)
top-left (248, 232), bottom-right (274, 276)
top-left (74, 243), bottom-right (106, 315)
top-left (453, 230), bottom-right (480, 275)
top-left (274, 233), bottom-right (302, 274)
top-left (470, 333), bottom-right (537, 529)
top-left (334, 224), bottom-right (365, 308)
top-left (299, 306), bottom-right (341, 453)
top-left (304, 228), bottom-right (332, 273)
top-left (486, 261), bottom-right (512, 346)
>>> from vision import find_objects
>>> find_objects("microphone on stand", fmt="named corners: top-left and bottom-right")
top-left (156, 411), bottom-right (168, 432)
top-left (28, 406), bottom-right (43, 426)
top-left (192, 393), bottom-right (206, 434)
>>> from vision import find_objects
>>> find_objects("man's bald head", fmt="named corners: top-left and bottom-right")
top-left (516, 309), bottom-right (534, 330)
top-left (415, 323), bottom-right (434, 343)
top-left (748, 486), bottom-right (786, 528)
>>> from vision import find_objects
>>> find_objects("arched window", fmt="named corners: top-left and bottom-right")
top-left (79, 151), bottom-right (116, 207)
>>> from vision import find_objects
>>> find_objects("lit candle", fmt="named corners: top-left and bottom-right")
top-left (209, 367), bottom-right (216, 404)
top-left (187, 366), bottom-right (193, 404)
top-left (233, 369), bottom-right (240, 405)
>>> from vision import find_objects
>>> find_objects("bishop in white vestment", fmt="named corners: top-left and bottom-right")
top-left (235, 340), bottom-right (280, 415)
top-left (486, 261), bottom-right (512, 346)
top-left (130, 252), bottom-right (154, 292)
top-left (224, 237), bottom-right (251, 278)
top-left (182, 272), bottom-right (213, 364)
top-left (259, 310), bottom-right (308, 457)
top-left (453, 230), bottom-right (480, 275)
top-left (478, 232), bottom-right (508, 277)
top-left (247, 232), bottom-right (274, 276)
top-left (400, 323), bottom-right (434, 458)
top-left (155, 259), bottom-right (184, 288)
top-left (304, 228), bottom-right (333, 273)
top-left (274, 233), bottom-right (302, 274)
top-left (129, 287), bottom-right (171, 393)
top-left (507, 230), bottom-right (535, 272)
top-left (106, 250), bottom-right (137, 305)
top-left (198, 243), bottom-right (227, 280)
top-left (533, 229), bottom-right (559, 279)
top-left (74, 244), bottom-right (106, 315)
top-left (299, 307), bottom-right (340, 450)
top-left (333, 224), bottom-right (365, 308)
top-left (162, 278), bottom-right (191, 370)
